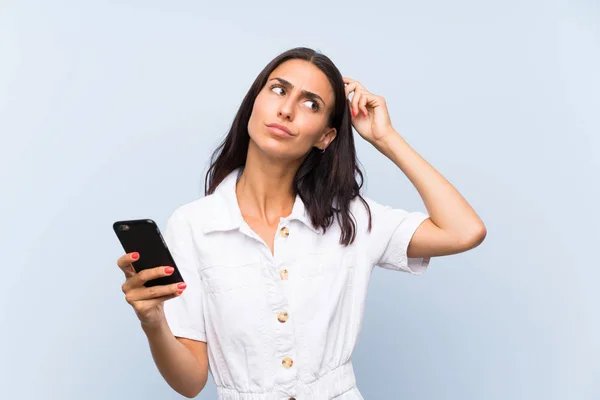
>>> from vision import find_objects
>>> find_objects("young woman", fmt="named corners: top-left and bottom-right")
top-left (116, 47), bottom-right (486, 399)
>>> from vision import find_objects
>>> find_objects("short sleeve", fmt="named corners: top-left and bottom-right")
top-left (162, 208), bottom-right (207, 342)
top-left (365, 197), bottom-right (431, 275)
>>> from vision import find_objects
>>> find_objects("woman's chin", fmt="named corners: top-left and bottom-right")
top-left (252, 138), bottom-right (305, 161)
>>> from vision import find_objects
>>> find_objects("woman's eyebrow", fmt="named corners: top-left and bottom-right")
top-left (269, 77), bottom-right (327, 107)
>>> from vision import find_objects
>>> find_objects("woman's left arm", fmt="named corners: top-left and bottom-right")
top-left (344, 77), bottom-right (487, 258)
top-left (372, 132), bottom-right (486, 258)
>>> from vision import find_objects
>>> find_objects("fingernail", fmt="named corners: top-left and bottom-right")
top-left (164, 267), bottom-right (174, 274)
top-left (352, 109), bottom-right (356, 116)
top-left (363, 111), bottom-right (368, 116)
top-left (176, 290), bottom-right (183, 295)
top-left (131, 252), bottom-right (139, 260)
top-left (177, 283), bottom-right (187, 289)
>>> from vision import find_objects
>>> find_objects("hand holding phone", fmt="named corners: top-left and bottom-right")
top-left (116, 252), bottom-right (187, 326)
top-left (113, 219), bottom-right (187, 327)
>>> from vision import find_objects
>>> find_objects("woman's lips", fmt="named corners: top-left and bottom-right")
top-left (266, 123), bottom-right (294, 137)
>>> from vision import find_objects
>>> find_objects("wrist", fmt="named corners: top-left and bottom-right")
top-left (372, 129), bottom-right (403, 153)
top-left (140, 316), bottom-right (169, 336)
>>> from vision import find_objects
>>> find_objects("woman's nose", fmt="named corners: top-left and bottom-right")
top-left (277, 100), bottom-right (294, 121)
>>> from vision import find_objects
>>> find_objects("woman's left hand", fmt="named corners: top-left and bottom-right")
top-left (344, 77), bottom-right (396, 145)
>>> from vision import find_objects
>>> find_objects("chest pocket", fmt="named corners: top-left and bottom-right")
top-left (294, 250), bottom-right (356, 278)
top-left (199, 254), bottom-right (265, 294)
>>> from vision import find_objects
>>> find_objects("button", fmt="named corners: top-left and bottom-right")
top-left (282, 357), bottom-right (293, 368)
top-left (277, 311), bottom-right (289, 323)
top-left (280, 226), bottom-right (290, 238)
top-left (280, 269), bottom-right (288, 280)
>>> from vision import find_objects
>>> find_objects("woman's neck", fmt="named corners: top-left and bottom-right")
top-left (235, 143), bottom-right (300, 223)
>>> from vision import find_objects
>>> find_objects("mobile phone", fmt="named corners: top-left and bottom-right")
top-left (112, 219), bottom-right (185, 287)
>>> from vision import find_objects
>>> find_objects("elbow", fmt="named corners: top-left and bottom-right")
top-left (175, 377), bottom-right (207, 398)
top-left (459, 223), bottom-right (487, 250)
top-left (180, 385), bottom-right (204, 399)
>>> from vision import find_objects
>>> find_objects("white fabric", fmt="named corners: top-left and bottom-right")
top-left (163, 168), bottom-right (430, 399)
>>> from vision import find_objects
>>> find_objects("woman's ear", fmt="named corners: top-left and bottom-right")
top-left (317, 127), bottom-right (337, 151)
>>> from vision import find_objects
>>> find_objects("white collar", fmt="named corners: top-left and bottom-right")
top-left (202, 168), bottom-right (321, 234)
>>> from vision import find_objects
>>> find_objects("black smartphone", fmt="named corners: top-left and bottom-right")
top-left (113, 219), bottom-right (185, 287)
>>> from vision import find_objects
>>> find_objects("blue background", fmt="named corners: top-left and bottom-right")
top-left (1, 1), bottom-right (598, 398)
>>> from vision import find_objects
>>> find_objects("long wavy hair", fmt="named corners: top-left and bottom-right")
top-left (204, 47), bottom-right (371, 246)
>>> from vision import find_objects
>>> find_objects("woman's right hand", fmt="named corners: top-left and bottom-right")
top-left (117, 252), bottom-right (187, 327)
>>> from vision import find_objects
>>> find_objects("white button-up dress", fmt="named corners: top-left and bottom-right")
top-left (163, 168), bottom-right (431, 399)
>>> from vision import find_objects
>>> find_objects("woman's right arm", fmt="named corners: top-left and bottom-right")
top-left (117, 252), bottom-right (209, 398)
top-left (142, 320), bottom-right (209, 398)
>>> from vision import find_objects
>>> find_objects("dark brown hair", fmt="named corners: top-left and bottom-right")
top-left (204, 47), bottom-right (371, 245)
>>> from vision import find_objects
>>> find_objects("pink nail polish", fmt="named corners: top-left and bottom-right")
top-left (131, 252), bottom-right (139, 260)
top-left (177, 282), bottom-right (187, 289)
top-left (164, 267), bottom-right (174, 274)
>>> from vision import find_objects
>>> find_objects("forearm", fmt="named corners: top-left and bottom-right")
top-left (141, 319), bottom-right (208, 398)
top-left (374, 130), bottom-right (486, 241)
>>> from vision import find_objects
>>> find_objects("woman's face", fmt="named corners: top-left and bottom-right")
top-left (247, 59), bottom-right (337, 160)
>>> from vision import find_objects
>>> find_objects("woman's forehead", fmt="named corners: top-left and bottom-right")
top-left (268, 60), bottom-right (335, 103)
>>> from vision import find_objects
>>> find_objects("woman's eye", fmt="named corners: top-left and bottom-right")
top-left (270, 85), bottom-right (319, 111)
top-left (304, 100), bottom-right (319, 111)
top-left (271, 86), bottom-right (284, 95)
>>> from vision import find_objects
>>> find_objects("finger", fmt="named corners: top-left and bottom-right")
top-left (117, 252), bottom-right (139, 277)
top-left (126, 281), bottom-right (187, 303)
top-left (344, 82), bottom-right (358, 101)
top-left (352, 90), bottom-right (363, 118)
top-left (358, 93), bottom-right (369, 117)
top-left (143, 292), bottom-right (182, 307)
top-left (125, 265), bottom-right (177, 291)
top-left (343, 77), bottom-right (356, 85)
top-left (345, 83), bottom-right (358, 117)
top-left (132, 293), bottom-right (182, 315)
